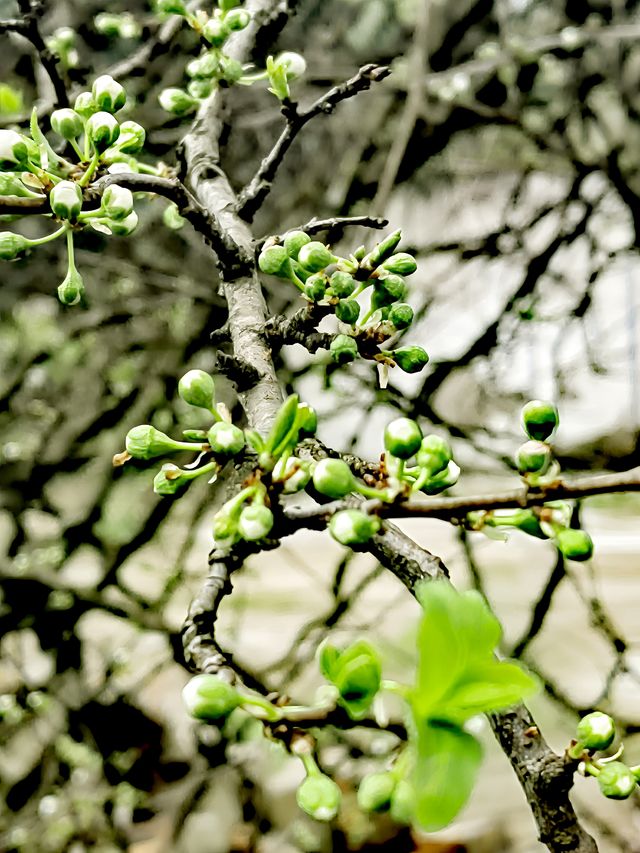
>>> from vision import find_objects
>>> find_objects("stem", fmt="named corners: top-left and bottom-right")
top-left (183, 460), bottom-right (219, 481)
top-left (354, 481), bottom-right (392, 501)
top-left (239, 694), bottom-right (282, 722)
top-left (79, 151), bottom-right (100, 187)
top-left (66, 227), bottom-right (77, 273)
top-left (28, 225), bottom-right (68, 247)
top-left (69, 138), bottom-right (84, 161)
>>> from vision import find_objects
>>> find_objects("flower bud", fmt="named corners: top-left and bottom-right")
top-left (597, 762), bottom-right (637, 800)
top-left (86, 111), bottom-right (120, 151)
top-left (207, 422), bottom-right (245, 456)
top-left (0, 231), bottom-right (30, 260)
top-left (384, 417), bottom-right (422, 460)
top-left (0, 129), bottom-right (29, 169)
top-left (390, 779), bottom-right (414, 824)
top-left (576, 712), bottom-right (615, 751)
top-left (178, 369), bottom-right (215, 409)
top-left (329, 509), bottom-right (380, 546)
top-left (304, 273), bottom-right (327, 301)
top-left (312, 458), bottom-right (354, 498)
top-left (49, 181), bottom-right (83, 222)
top-left (92, 75), bottom-right (126, 113)
top-left (219, 56), bottom-right (244, 83)
top-left (163, 203), bottom-right (186, 230)
top-left (225, 8), bottom-right (250, 30)
top-left (372, 274), bottom-right (407, 308)
top-left (95, 12), bottom-right (141, 39)
top-left (57, 267), bottom-right (84, 305)
top-left (202, 18), bottom-right (229, 46)
top-left (264, 393), bottom-right (299, 457)
top-left (297, 402), bottom-right (317, 436)
top-left (274, 456), bottom-right (312, 493)
top-left (188, 79), bottom-right (214, 100)
top-left (102, 184), bottom-right (133, 220)
top-left (51, 108), bottom-right (83, 141)
top-left (360, 229), bottom-right (402, 271)
top-left (420, 461), bottom-right (460, 495)
top-left (276, 51), bottom-right (307, 81)
top-left (335, 299), bottom-right (360, 325)
top-left (330, 334), bottom-right (358, 365)
top-left (297, 774), bottom-right (341, 822)
top-left (107, 211), bottom-right (138, 236)
top-left (357, 772), bottom-right (396, 812)
top-left (155, 0), bottom-right (188, 14)
top-left (159, 88), bottom-right (197, 116)
top-left (258, 244), bottom-right (292, 277)
top-left (392, 346), bottom-right (429, 373)
top-left (74, 91), bottom-right (99, 117)
top-left (416, 435), bottom-right (452, 477)
top-left (330, 270), bottom-right (356, 298)
top-left (297, 241), bottom-right (336, 272)
top-left (238, 505), bottom-right (274, 541)
top-left (153, 463), bottom-right (189, 495)
top-left (114, 120), bottom-right (145, 153)
top-left (125, 424), bottom-right (185, 460)
top-left (182, 674), bottom-right (240, 720)
top-left (187, 52), bottom-right (221, 79)
top-left (283, 230), bottom-right (310, 260)
top-left (516, 440), bottom-right (551, 475)
top-left (380, 252), bottom-right (417, 276)
top-left (555, 528), bottom-right (593, 561)
top-left (0, 174), bottom-right (33, 197)
top-left (521, 400), bottom-right (559, 442)
top-left (389, 303), bottom-right (414, 329)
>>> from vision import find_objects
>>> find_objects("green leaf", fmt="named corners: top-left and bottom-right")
top-left (454, 589), bottom-right (502, 662)
top-left (413, 720), bottom-right (482, 832)
top-left (441, 661), bottom-right (538, 722)
top-left (0, 83), bottom-right (23, 115)
top-left (317, 640), bottom-right (340, 681)
top-left (266, 55), bottom-right (290, 101)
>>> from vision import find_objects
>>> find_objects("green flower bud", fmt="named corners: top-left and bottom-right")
top-left (372, 274), bottom-right (407, 309)
top-left (357, 772), bottom-right (396, 813)
top-left (276, 51), bottom-right (307, 81)
top-left (182, 674), bottom-right (240, 720)
top-left (380, 252), bottom-right (417, 276)
top-left (390, 779), bottom-right (414, 824)
top-left (329, 509), bottom-right (380, 546)
top-left (258, 244), bottom-right (292, 277)
top-left (335, 299), bottom-right (360, 325)
top-left (274, 456), bottom-right (312, 493)
top-left (57, 266), bottom-right (85, 305)
top-left (92, 75), bottom-right (126, 113)
top-left (384, 417), bottom-right (422, 460)
top-left (283, 230), bottom-right (310, 260)
top-left (102, 184), bottom-right (133, 220)
top-left (219, 56), bottom-right (244, 84)
top-left (95, 12), bottom-right (141, 39)
top-left (304, 273), bottom-right (327, 301)
top-left (125, 424), bottom-right (186, 460)
top-left (163, 203), bottom-right (186, 230)
top-left (225, 8), bottom-right (250, 30)
top-left (420, 461), bottom-right (460, 495)
top-left (597, 762), bottom-right (637, 800)
top-left (74, 91), bottom-right (99, 118)
top-left (0, 231), bottom-right (30, 260)
top-left (238, 504), bottom-right (274, 541)
top-left (297, 402), bottom-right (317, 436)
top-left (516, 440), bottom-right (552, 475)
top-left (114, 120), bottom-right (145, 153)
top-left (51, 108), bottom-right (83, 141)
top-left (213, 510), bottom-right (238, 542)
top-left (178, 369), bottom-right (215, 410)
top-left (521, 400), bottom-right (559, 442)
top-left (389, 303), bottom-right (414, 329)
top-left (297, 241), bottom-right (336, 272)
top-left (207, 422), bottom-right (245, 456)
top-left (188, 79), bottom-right (214, 100)
top-left (576, 712), bottom-right (615, 751)
top-left (416, 434), bottom-right (452, 476)
top-left (392, 346), bottom-right (429, 373)
top-left (312, 458), bottom-right (354, 498)
top-left (155, 0), bottom-right (188, 14)
top-left (86, 111), bottom-right (120, 151)
top-left (0, 129), bottom-right (29, 169)
top-left (555, 528), bottom-right (594, 562)
top-left (107, 211), bottom-right (138, 236)
top-left (296, 774), bottom-right (341, 822)
top-left (49, 180), bottom-right (83, 221)
top-left (159, 88), bottom-right (197, 116)
top-left (329, 270), bottom-right (356, 298)
top-left (153, 463), bottom-right (189, 495)
top-left (360, 229), bottom-right (402, 271)
top-left (187, 52), bottom-right (221, 79)
top-left (202, 18), bottom-right (229, 46)
top-left (330, 334), bottom-right (359, 364)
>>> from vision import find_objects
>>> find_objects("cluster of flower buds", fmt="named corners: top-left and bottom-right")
top-left (116, 369), bottom-right (244, 495)
top-left (569, 712), bottom-right (640, 801)
top-left (357, 771), bottom-right (414, 824)
top-left (258, 229), bottom-right (429, 376)
top-left (467, 401), bottom-right (593, 561)
top-left (94, 11), bottom-right (142, 40)
top-left (155, 0), bottom-right (305, 113)
top-left (0, 75), bottom-right (156, 304)
top-left (46, 27), bottom-right (79, 70)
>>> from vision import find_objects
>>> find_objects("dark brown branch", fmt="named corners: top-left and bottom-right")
top-left (237, 64), bottom-right (391, 221)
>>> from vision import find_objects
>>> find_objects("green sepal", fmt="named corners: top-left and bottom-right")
top-left (360, 229), bottom-right (402, 271)
top-left (264, 393), bottom-right (299, 456)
